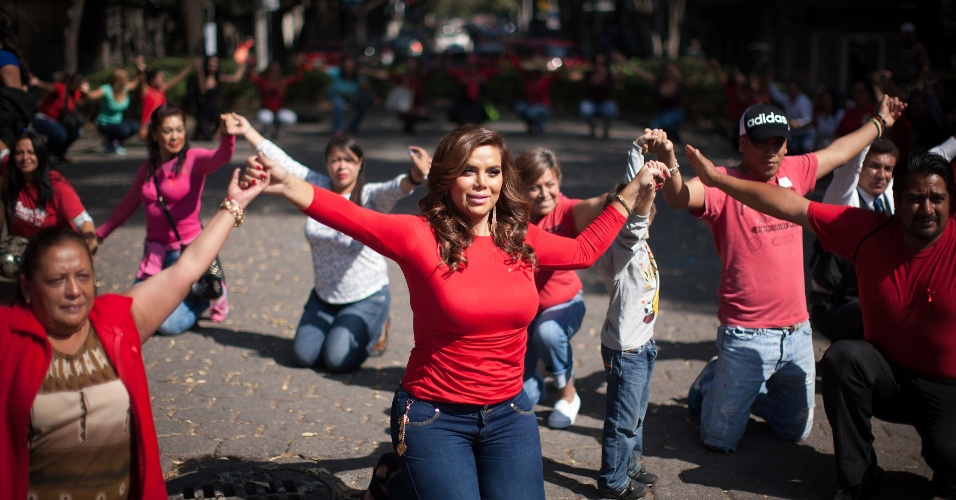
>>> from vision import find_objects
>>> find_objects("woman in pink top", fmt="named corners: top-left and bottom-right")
top-left (242, 125), bottom-right (662, 500)
top-left (96, 104), bottom-right (237, 335)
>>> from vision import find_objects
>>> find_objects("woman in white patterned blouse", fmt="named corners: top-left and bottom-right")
top-left (231, 113), bottom-right (430, 372)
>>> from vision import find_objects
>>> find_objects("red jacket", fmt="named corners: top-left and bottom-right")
top-left (0, 294), bottom-right (166, 499)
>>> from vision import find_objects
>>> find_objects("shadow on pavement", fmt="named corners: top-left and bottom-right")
top-left (192, 325), bottom-right (298, 368)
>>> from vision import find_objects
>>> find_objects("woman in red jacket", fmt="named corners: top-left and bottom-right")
top-left (0, 165), bottom-right (266, 499)
top-left (243, 125), bottom-right (663, 500)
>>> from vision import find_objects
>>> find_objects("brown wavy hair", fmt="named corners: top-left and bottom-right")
top-left (418, 125), bottom-right (536, 272)
top-left (516, 147), bottom-right (562, 187)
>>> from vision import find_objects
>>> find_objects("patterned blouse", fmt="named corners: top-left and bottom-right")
top-left (256, 140), bottom-right (413, 303)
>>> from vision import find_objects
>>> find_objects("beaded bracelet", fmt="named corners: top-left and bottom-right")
top-left (869, 117), bottom-right (884, 139)
top-left (220, 198), bottom-right (244, 227)
top-left (613, 194), bottom-right (633, 215)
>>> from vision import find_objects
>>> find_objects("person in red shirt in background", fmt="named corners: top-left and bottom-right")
top-left (248, 60), bottom-right (305, 138)
top-left (243, 125), bottom-right (663, 500)
top-left (446, 53), bottom-right (500, 127)
top-left (135, 55), bottom-right (195, 140)
top-left (834, 80), bottom-right (877, 140)
top-left (1, 131), bottom-right (96, 247)
top-left (29, 73), bottom-right (88, 162)
top-left (685, 147), bottom-right (956, 500)
top-left (510, 50), bottom-right (562, 134)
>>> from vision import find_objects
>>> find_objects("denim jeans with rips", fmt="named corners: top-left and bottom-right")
top-left (599, 339), bottom-right (657, 492)
top-left (699, 320), bottom-right (815, 451)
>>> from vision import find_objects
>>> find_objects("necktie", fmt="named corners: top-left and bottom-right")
top-left (873, 197), bottom-right (885, 213)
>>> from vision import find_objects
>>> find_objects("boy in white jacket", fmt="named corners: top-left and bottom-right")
top-left (594, 130), bottom-right (672, 499)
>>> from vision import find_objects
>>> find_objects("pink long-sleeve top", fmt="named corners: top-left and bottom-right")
top-left (96, 134), bottom-right (235, 276)
top-left (302, 183), bottom-right (625, 405)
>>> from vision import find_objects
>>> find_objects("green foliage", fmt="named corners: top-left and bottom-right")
top-left (80, 56), bottom-right (729, 135)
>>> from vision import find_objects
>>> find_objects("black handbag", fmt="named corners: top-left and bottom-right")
top-left (0, 234), bottom-right (30, 279)
top-left (60, 92), bottom-right (86, 131)
top-left (60, 110), bottom-right (86, 131)
top-left (152, 172), bottom-right (225, 300)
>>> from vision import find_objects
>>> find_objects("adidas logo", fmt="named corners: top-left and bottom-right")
top-left (747, 112), bottom-right (789, 129)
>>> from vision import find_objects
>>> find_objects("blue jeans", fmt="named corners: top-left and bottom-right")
top-left (32, 114), bottom-right (80, 155)
top-left (699, 321), bottom-right (815, 451)
top-left (292, 286), bottom-right (389, 373)
top-left (96, 120), bottom-right (139, 145)
top-left (650, 108), bottom-right (685, 138)
top-left (329, 94), bottom-right (368, 134)
top-left (599, 340), bottom-right (656, 492)
top-left (579, 99), bottom-right (618, 120)
top-left (522, 292), bottom-right (585, 405)
top-left (514, 101), bottom-right (552, 132)
top-left (134, 249), bottom-right (209, 336)
top-left (386, 386), bottom-right (545, 500)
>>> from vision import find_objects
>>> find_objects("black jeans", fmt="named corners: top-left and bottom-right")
top-left (821, 340), bottom-right (956, 488)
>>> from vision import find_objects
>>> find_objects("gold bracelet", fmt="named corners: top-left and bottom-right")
top-left (220, 198), bottom-right (244, 227)
top-left (613, 194), bottom-right (633, 215)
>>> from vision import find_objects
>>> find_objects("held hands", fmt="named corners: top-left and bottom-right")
top-left (684, 144), bottom-right (720, 187)
top-left (227, 167), bottom-right (269, 210)
top-left (408, 145), bottom-right (431, 181)
top-left (241, 152), bottom-right (290, 194)
top-left (220, 113), bottom-right (248, 136)
top-left (640, 160), bottom-right (670, 194)
top-left (644, 128), bottom-right (674, 157)
top-left (619, 160), bottom-right (666, 207)
top-left (876, 95), bottom-right (906, 128)
top-left (225, 112), bottom-right (254, 137)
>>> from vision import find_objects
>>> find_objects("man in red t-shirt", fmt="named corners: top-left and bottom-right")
top-left (684, 148), bottom-right (956, 500)
top-left (660, 98), bottom-right (905, 453)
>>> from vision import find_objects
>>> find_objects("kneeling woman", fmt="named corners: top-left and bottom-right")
top-left (232, 113), bottom-right (430, 372)
top-left (2, 131), bottom-right (98, 255)
top-left (96, 104), bottom-right (237, 335)
top-left (0, 170), bottom-right (265, 498)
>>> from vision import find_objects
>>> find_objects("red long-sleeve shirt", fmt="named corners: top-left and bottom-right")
top-left (302, 184), bottom-right (625, 404)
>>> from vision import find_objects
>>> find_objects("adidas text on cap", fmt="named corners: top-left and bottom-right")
top-left (739, 103), bottom-right (790, 143)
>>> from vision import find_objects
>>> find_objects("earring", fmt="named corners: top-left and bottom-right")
top-left (490, 205), bottom-right (497, 231)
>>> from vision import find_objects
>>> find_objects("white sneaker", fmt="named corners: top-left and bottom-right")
top-left (548, 393), bottom-right (581, 429)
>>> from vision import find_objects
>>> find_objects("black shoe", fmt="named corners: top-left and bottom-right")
top-left (833, 466), bottom-right (881, 500)
top-left (598, 479), bottom-right (648, 499)
top-left (629, 466), bottom-right (658, 486)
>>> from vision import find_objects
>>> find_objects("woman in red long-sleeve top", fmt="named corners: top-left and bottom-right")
top-left (243, 125), bottom-right (662, 500)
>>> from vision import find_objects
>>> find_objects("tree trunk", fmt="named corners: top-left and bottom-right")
top-left (63, 0), bottom-right (86, 73)
top-left (665, 0), bottom-right (685, 59)
top-left (180, 0), bottom-right (204, 56)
